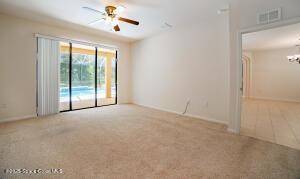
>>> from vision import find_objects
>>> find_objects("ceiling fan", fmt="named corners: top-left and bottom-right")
top-left (82, 5), bottom-right (139, 32)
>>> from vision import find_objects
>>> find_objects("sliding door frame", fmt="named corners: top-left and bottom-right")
top-left (60, 44), bottom-right (118, 113)
top-left (69, 43), bottom-right (73, 110)
top-left (95, 47), bottom-right (98, 107)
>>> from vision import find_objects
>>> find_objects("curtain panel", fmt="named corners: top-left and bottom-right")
top-left (37, 38), bottom-right (60, 116)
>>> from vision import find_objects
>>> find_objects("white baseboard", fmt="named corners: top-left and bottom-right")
top-left (133, 103), bottom-right (228, 125)
top-left (184, 113), bottom-right (228, 125)
top-left (0, 114), bottom-right (37, 123)
top-left (248, 96), bottom-right (300, 103)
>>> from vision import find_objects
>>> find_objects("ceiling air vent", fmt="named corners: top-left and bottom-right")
top-left (257, 8), bottom-right (281, 25)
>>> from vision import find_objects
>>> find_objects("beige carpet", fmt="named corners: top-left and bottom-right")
top-left (0, 104), bottom-right (299, 178)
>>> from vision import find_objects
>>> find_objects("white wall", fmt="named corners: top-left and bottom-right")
top-left (246, 48), bottom-right (300, 102)
top-left (131, 0), bottom-right (300, 126)
top-left (0, 13), bottom-right (131, 121)
top-left (131, 15), bottom-right (230, 124)
top-left (131, 0), bottom-right (300, 129)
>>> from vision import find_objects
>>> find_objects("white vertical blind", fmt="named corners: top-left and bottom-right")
top-left (37, 38), bottom-right (60, 116)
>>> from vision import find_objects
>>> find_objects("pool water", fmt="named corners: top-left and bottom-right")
top-left (60, 86), bottom-right (115, 97)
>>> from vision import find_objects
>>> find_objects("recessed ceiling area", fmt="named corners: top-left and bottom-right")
top-left (243, 22), bottom-right (300, 51)
top-left (0, 0), bottom-right (229, 41)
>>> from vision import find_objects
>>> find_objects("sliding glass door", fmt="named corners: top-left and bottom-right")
top-left (59, 42), bottom-right (117, 112)
top-left (97, 49), bottom-right (117, 106)
top-left (59, 42), bottom-right (71, 111)
top-left (71, 43), bottom-right (96, 110)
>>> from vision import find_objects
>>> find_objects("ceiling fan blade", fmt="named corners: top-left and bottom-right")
top-left (82, 7), bottom-right (106, 16)
top-left (118, 17), bottom-right (139, 25)
top-left (88, 18), bottom-right (105, 25)
top-left (114, 25), bottom-right (120, 32)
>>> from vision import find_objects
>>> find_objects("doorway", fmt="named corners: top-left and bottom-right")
top-left (59, 42), bottom-right (117, 112)
top-left (240, 22), bottom-right (300, 150)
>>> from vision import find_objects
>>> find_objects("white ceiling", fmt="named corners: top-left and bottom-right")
top-left (243, 22), bottom-right (300, 51)
top-left (0, 0), bottom-right (229, 42)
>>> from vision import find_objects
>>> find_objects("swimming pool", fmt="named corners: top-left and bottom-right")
top-left (60, 86), bottom-right (116, 98)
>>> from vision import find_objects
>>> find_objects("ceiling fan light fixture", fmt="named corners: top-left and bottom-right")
top-left (112, 18), bottom-right (119, 26)
top-left (83, 5), bottom-right (139, 32)
top-left (105, 15), bottom-right (112, 24)
top-left (115, 5), bottom-right (125, 14)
